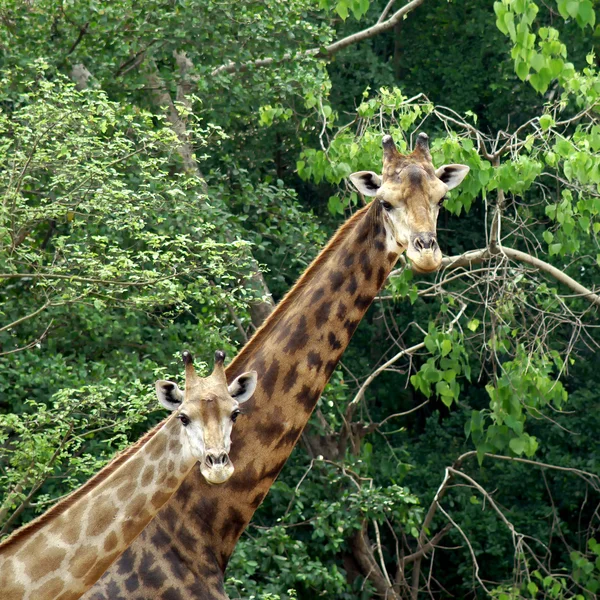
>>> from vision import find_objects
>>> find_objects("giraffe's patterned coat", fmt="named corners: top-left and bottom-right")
top-left (82, 134), bottom-right (468, 600)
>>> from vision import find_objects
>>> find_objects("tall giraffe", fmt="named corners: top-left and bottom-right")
top-left (0, 351), bottom-right (258, 600)
top-left (85, 133), bottom-right (470, 600)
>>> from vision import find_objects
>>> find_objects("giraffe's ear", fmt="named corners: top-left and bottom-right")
top-left (156, 380), bottom-right (184, 411)
top-left (349, 171), bottom-right (382, 197)
top-left (435, 164), bottom-right (470, 190)
top-left (228, 370), bottom-right (258, 404)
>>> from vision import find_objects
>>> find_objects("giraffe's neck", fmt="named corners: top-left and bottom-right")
top-left (85, 200), bottom-right (400, 599)
top-left (0, 414), bottom-right (196, 600)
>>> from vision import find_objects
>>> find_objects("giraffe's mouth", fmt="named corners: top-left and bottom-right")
top-left (406, 241), bottom-right (442, 273)
top-left (200, 461), bottom-right (234, 484)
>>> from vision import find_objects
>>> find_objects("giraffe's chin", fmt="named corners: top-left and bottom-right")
top-left (201, 463), bottom-right (235, 485)
top-left (406, 246), bottom-right (442, 273)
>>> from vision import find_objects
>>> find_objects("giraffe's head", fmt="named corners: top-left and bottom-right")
top-left (349, 133), bottom-right (469, 272)
top-left (155, 350), bottom-right (257, 484)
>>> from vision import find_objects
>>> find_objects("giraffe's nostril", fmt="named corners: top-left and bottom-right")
top-left (412, 234), bottom-right (437, 252)
top-left (213, 453), bottom-right (229, 467)
top-left (205, 453), bottom-right (229, 468)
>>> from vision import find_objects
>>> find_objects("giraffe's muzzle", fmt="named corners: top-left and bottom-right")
top-left (201, 450), bottom-right (234, 484)
top-left (407, 232), bottom-right (442, 273)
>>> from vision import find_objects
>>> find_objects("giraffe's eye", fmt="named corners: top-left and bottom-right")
top-left (231, 409), bottom-right (241, 423)
top-left (381, 200), bottom-right (393, 211)
top-left (178, 414), bottom-right (190, 426)
top-left (438, 196), bottom-right (447, 207)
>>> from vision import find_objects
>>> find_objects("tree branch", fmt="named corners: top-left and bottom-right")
top-left (350, 522), bottom-right (400, 599)
top-left (0, 271), bottom-right (184, 288)
top-left (0, 302), bottom-right (51, 334)
top-left (391, 245), bottom-right (600, 307)
top-left (211, 0), bottom-right (426, 76)
top-left (498, 245), bottom-right (600, 307)
top-left (402, 523), bottom-right (452, 565)
top-left (410, 467), bottom-right (454, 599)
top-left (66, 22), bottom-right (89, 56)
top-left (377, 0), bottom-right (398, 24)
top-left (146, 61), bottom-right (201, 178)
top-left (145, 60), bottom-right (275, 327)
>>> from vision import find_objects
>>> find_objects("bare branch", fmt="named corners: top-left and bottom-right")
top-left (146, 61), bottom-right (202, 178)
top-left (0, 302), bottom-right (51, 334)
top-left (377, 399), bottom-right (430, 428)
top-left (0, 271), bottom-right (185, 288)
top-left (377, 0), bottom-right (398, 23)
top-left (391, 245), bottom-right (600, 307)
top-left (402, 523), bottom-right (452, 565)
top-left (211, 0), bottom-right (425, 76)
top-left (436, 501), bottom-right (492, 594)
top-left (498, 245), bottom-right (600, 307)
top-left (349, 339), bottom-right (425, 407)
top-left (351, 522), bottom-right (400, 599)
top-left (145, 59), bottom-right (275, 327)
top-left (0, 321), bottom-right (53, 357)
top-left (410, 468), bottom-right (454, 599)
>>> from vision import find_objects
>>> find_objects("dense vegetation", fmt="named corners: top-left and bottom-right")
top-left (0, 1), bottom-right (599, 598)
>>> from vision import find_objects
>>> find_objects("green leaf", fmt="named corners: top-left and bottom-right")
top-left (557, 0), bottom-right (570, 19)
top-left (504, 11), bottom-right (517, 40)
top-left (442, 369), bottom-right (457, 382)
top-left (548, 58), bottom-right (564, 78)
top-left (515, 59), bottom-right (529, 80)
top-left (530, 52), bottom-right (545, 72)
top-left (467, 319), bottom-right (480, 332)
top-left (530, 68), bottom-right (552, 94)
top-left (529, 73), bottom-right (545, 93)
top-left (539, 114), bottom-right (554, 130)
top-left (577, 0), bottom-right (595, 27)
top-left (327, 195), bottom-right (344, 215)
top-left (527, 581), bottom-right (539, 596)
top-left (545, 151), bottom-right (557, 166)
top-left (526, 436), bottom-right (539, 457)
top-left (335, 0), bottom-right (349, 20)
top-left (504, 414), bottom-right (524, 434)
top-left (440, 339), bottom-right (452, 356)
top-left (567, 0), bottom-right (580, 19)
top-left (509, 437), bottom-right (527, 455)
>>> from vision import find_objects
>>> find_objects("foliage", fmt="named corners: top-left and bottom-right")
top-left (0, 63), bottom-right (254, 531)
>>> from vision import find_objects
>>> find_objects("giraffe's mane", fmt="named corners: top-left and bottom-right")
top-left (0, 417), bottom-right (164, 551)
top-left (227, 202), bottom-right (372, 374)
top-left (0, 202), bottom-right (374, 553)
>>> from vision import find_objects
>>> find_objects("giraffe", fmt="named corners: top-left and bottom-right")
top-left (85, 133), bottom-right (470, 599)
top-left (0, 351), bottom-right (258, 600)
